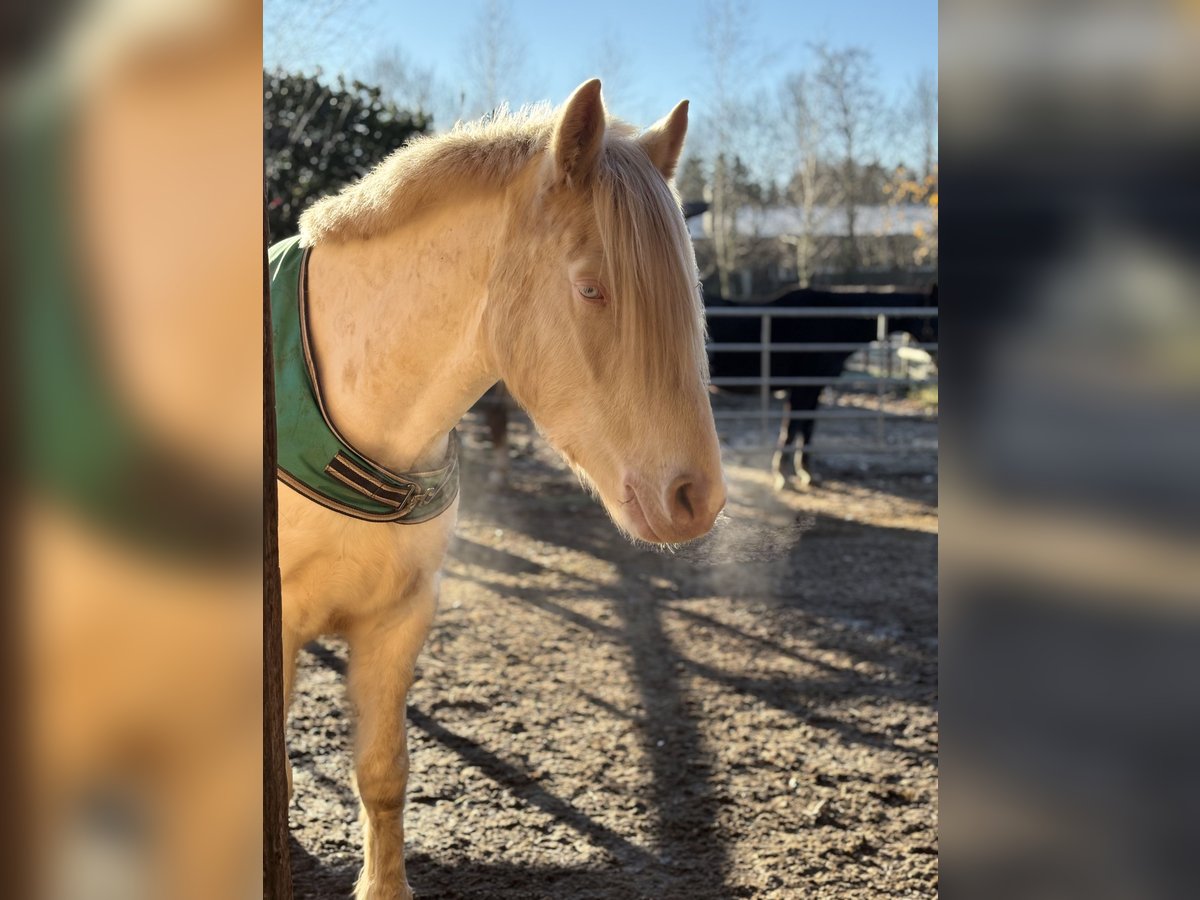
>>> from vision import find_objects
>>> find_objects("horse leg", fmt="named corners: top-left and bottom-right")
top-left (772, 396), bottom-right (795, 491)
top-left (349, 586), bottom-right (437, 900)
top-left (774, 391), bottom-right (814, 491)
top-left (485, 385), bottom-right (511, 487)
top-left (161, 724), bottom-right (260, 900)
top-left (282, 625), bottom-right (302, 799)
top-left (793, 415), bottom-right (815, 488)
top-left (791, 386), bottom-right (825, 488)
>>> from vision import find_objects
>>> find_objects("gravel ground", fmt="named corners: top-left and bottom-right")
top-left (288, 396), bottom-right (938, 899)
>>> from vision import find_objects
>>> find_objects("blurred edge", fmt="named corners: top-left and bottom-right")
top-left (5, 1), bottom-right (264, 897)
top-left (942, 1), bottom-right (1200, 899)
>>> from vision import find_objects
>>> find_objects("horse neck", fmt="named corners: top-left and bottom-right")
top-left (303, 193), bottom-right (506, 472)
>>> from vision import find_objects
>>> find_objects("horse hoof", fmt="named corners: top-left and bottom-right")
top-left (774, 472), bottom-right (812, 493)
top-left (355, 881), bottom-right (412, 900)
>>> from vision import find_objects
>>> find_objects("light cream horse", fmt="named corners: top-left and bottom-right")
top-left (280, 79), bottom-right (725, 899)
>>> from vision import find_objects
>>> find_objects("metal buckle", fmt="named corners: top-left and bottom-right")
top-left (394, 484), bottom-right (423, 517)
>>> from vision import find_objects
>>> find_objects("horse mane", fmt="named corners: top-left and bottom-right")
top-left (299, 101), bottom-right (706, 383)
top-left (300, 103), bottom-right (639, 246)
top-left (298, 104), bottom-right (552, 245)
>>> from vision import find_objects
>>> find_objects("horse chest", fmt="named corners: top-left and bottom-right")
top-left (279, 487), bottom-right (457, 638)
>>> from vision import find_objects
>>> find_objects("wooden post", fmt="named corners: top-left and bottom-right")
top-left (263, 212), bottom-right (293, 899)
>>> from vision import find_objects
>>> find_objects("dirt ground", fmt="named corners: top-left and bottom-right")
top-left (288, 396), bottom-right (938, 899)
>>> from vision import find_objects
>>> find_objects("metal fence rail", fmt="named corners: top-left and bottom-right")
top-left (705, 305), bottom-right (939, 458)
top-left (712, 376), bottom-right (939, 388)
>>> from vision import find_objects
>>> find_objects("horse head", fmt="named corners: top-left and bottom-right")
top-left (485, 80), bottom-right (725, 544)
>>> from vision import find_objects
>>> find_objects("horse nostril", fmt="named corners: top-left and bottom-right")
top-left (674, 481), bottom-right (696, 521)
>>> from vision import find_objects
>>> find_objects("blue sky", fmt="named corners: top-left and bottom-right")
top-left (265, 0), bottom-right (937, 169)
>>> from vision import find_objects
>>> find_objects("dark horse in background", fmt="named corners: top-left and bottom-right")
top-left (705, 285), bottom-right (938, 489)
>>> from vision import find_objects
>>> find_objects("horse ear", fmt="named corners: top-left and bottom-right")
top-left (552, 79), bottom-right (606, 185)
top-left (639, 99), bottom-right (689, 180)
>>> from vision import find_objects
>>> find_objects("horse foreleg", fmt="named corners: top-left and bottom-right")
top-left (349, 587), bottom-right (437, 900)
top-left (792, 415), bottom-right (814, 489)
top-left (282, 625), bottom-right (301, 800)
top-left (485, 386), bottom-right (511, 487)
top-left (161, 727), bottom-right (260, 900)
top-left (773, 391), bottom-right (814, 491)
top-left (772, 396), bottom-right (794, 492)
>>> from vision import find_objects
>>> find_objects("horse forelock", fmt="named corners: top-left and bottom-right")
top-left (592, 141), bottom-right (708, 389)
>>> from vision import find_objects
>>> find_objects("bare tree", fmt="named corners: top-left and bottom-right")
top-left (367, 46), bottom-right (437, 115)
top-left (778, 72), bottom-right (836, 287)
top-left (677, 155), bottom-right (707, 204)
top-left (580, 28), bottom-right (638, 112)
top-left (701, 0), bottom-right (756, 297)
top-left (461, 0), bottom-right (528, 117)
top-left (812, 43), bottom-right (881, 275)
top-left (263, 0), bottom-right (373, 73)
top-left (910, 68), bottom-right (938, 179)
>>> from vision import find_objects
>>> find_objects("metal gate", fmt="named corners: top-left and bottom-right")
top-left (705, 306), bottom-right (939, 459)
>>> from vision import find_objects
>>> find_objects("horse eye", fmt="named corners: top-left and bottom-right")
top-left (578, 285), bottom-right (603, 301)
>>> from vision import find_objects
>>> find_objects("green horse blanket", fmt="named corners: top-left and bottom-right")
top-left (269, 236), bottom-right (459, 523)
